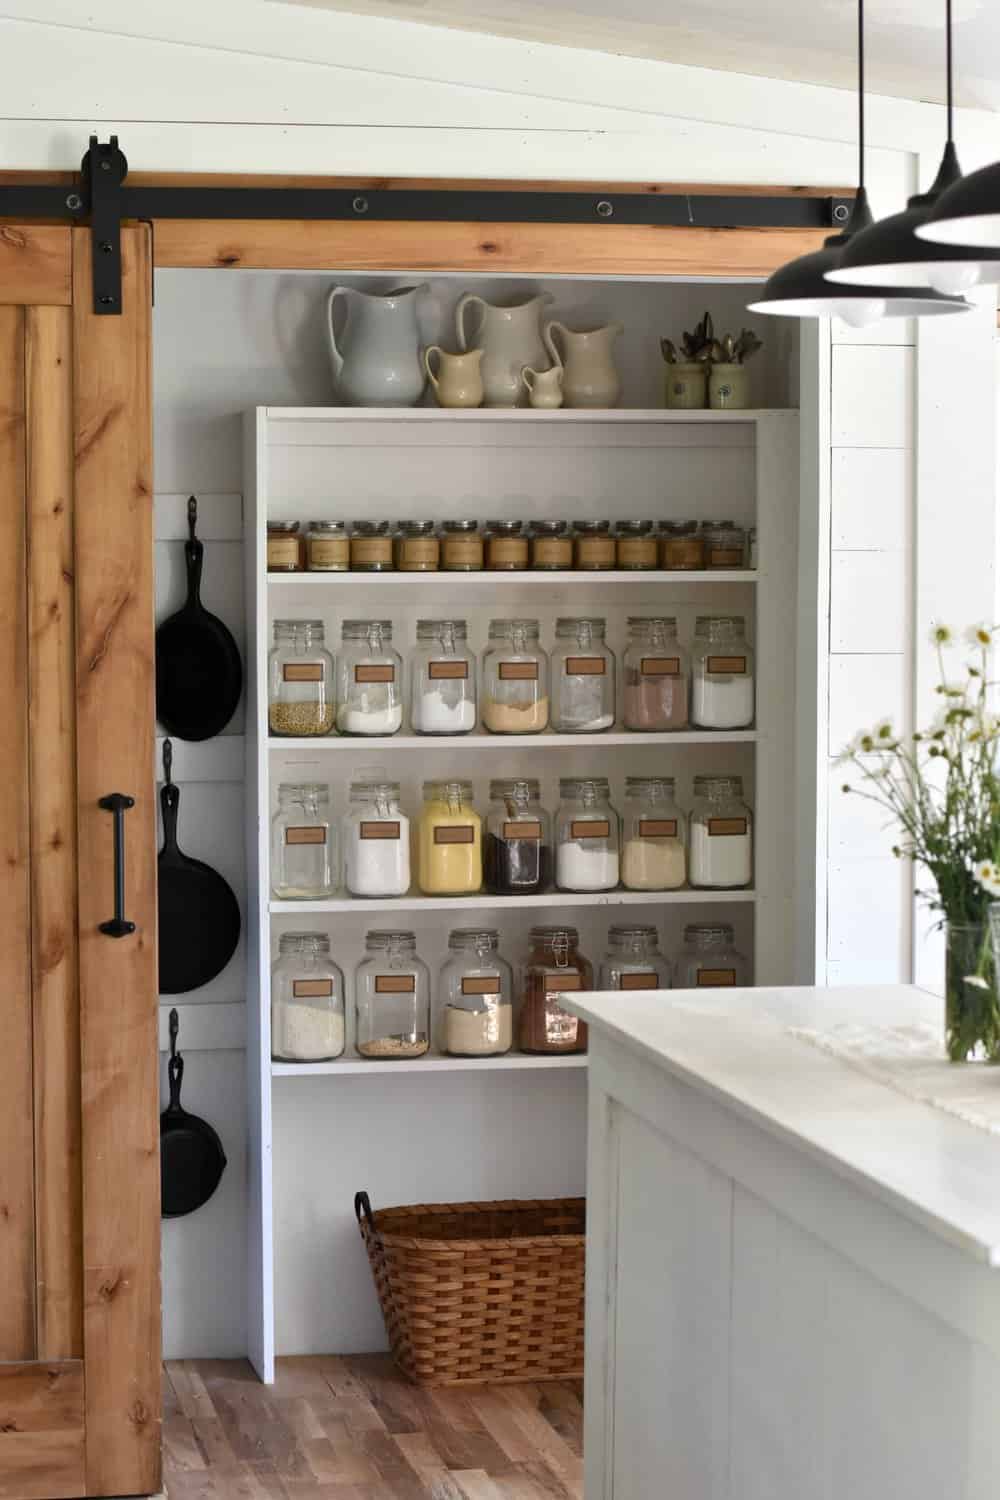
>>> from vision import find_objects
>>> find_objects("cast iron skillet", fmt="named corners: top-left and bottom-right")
top-left (158, 739), bottom-right (241, 994)
top-left (161, 1008), bottom-right (227, 1218)
top-left (156, 495), bottom-right (243, 741)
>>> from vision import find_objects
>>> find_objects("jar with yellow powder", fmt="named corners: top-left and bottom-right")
top-left (418, 779), bottom-right (483, 895)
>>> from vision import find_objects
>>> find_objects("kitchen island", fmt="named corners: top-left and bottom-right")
top-left (565, 984), bottom-right (1000, 1500)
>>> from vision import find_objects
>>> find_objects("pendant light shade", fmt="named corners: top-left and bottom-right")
top-left (747, 0), bottom-right (968, 321)
top-left (918, 160), bottom-right (1000, 250)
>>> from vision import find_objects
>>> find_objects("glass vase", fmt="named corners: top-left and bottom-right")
top-left (946, 920), bottom-right (1000, 1062)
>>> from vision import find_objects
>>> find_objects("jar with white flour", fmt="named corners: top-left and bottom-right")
top-left (271, 932), bottom-right (345, 1062)
top-left (688, 774), bottom-right (753, 889)
top-left (690, 615), bottom-right (755, 729)
top-left (410, 619), bottom-right (477, 734)
top-left (555, 777), bottom-right (620, 891)
top-left (343, 776), bottom-right (410, 897)
top-left (336, 620), bottom-right (404, 735)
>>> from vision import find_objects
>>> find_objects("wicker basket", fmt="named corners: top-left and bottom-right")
top-left (355, 1191), bottom-right (585, 1386)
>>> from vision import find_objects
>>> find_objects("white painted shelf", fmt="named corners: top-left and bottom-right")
top-left (268, 569), bottom-right (757, 588)
top-left (269, 728), bottom-right (759, 751)
top-left (272, 1051), bottom-right (589, 1077)
top-left (269, 888), bottom-right (755, 915)
top-left (265, 406), bottom-right (779, 424)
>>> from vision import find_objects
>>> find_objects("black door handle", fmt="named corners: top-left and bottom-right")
top-left (98, 792), bottom-right (136, 938)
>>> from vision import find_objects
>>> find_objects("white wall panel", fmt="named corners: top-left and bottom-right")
top-left (830, 552), bottom-right (908, 654)
top-left (828, 654), bottom-right (906, 753)
top-left (826, 764), bottom-right (897, 860)
top-left (831, 346), bottom-right (914, 449)
top-left (827, 858), bottom-right (908, 964)
top-left (831, 448), bottom-right (912, 551)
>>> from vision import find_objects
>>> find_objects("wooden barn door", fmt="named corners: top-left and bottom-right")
top-left (0, 225), bottom-right (160, 1498)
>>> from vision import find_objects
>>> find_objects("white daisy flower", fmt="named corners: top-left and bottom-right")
top-left (973, 861), bottom-right (1000, 897)
top-left (965, 623), bottom-right (994, 649)
top-left (929, 622), bottom-right (954, 646)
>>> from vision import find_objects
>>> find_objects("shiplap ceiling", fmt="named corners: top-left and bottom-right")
top-left (274, 0), bottom-right (1000, 111)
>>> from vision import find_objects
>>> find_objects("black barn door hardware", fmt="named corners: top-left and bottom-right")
top-left (98, 791), bottom-right (136, 938)
top-left (0, 133), bottom-right (855, 314)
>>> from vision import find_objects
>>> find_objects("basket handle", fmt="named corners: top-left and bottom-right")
top-left (354, 1190), bottom-right (374, 1226)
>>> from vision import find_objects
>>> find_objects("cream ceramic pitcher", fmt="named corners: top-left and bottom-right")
top-left (424, 346), bottom-right (484, 408)
top-left (455, 292), bottom-right (553, 407)
top-left (543, 320), bottom-right (624, 408)
top-left (326, 283), bottom-right (428, 406)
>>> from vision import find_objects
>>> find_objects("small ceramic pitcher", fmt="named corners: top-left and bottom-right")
top-left (521, 364), bottom-right (564, 410)
top-left (708, 362), bottom-right (750, 411)
top-left (424, 346), bottom-right (484, 409)
top-left (665, 361), bottom-right (708, 410)
top-left (543, 321), bottom-right (623, 408)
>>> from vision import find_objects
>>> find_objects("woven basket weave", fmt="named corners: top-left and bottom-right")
top-left (355, 1192), bottom-right (586, 1387)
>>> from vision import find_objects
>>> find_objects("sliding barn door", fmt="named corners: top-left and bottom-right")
top-left (0, 226), bottom-right (160, 1498)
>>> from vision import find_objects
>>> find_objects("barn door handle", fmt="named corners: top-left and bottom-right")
top-left (98, 793), bottom-right (136, 937)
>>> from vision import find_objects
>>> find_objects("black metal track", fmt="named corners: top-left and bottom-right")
top-left (0, 134), bottom-right (852, 312)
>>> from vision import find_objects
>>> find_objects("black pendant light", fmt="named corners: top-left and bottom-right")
top-left (747, 0), bottom-right (967, 321)
top-left (827, 0), bottom-right (998, 293)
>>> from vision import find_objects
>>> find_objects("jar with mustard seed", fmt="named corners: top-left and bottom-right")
top-left (440, 520), bottom-right (484, 572)
top-left (658, 521), bottom-right (706, 571)
top-left (485, 521), bottom-right (528, 571)
top-left (529, 520), bottom-right (573, 571)
top-left (573, 520), bottom-right (616, 571)
top-left (614, 519), bottom-right (658, 570)
top-left (267, 520), bottom-right (303, 572)
top-left (306, 521), bottom-right (349, 572)
top-left (350, 520), bottom-right (394, 572)
top-left (394, 520), bottom-right (440, 572)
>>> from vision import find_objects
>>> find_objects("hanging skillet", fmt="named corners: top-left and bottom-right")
top-left (161, 1008), bottom-right (227, 1218)
top-left (158, 740), bottom-right (241, 994)
top-left (156, 496), bottom-right (243, 741)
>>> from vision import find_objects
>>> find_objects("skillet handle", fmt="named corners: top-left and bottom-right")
top-left (98, 792), bottom-right (136, 938)
top-left (167, 1052), bottom-right (184, 1112)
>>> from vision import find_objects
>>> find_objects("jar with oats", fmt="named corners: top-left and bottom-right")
top-left (440, 929), bottom-right (513, 1057)
top-left (485, 520), bottom-right (528, 571)
top-left (271, 933), bottom-right (345, 1062)
top-left (481, 619), bottom-right (549, 734)
top-left (599, 925), bottom-right (672, 992)
top-left (394, 520), bottom-right (440, 572)
top-left (529, 520), bottom-right (573, 571)
top-left (306, 521), bottom-right (349, 572)
top-left (355, 931), bottom-right (430, 1060)
top-left (267, 520), bottom-right (303, 572)
top-left (440, 520), bottom-right (484, 571)
top-left (268, 619), bottom-right (335, 737)
top-left (350, 520), bottom-right (394, 572)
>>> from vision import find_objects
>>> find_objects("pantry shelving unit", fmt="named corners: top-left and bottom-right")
top-left (244, 402), bottom-right (799, 1381)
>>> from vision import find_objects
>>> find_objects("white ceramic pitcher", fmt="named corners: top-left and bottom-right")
top-left (326, 284), bottom-right (428, 407)
top-left (455, 292), bottom-right (553, 407)
top-left (543, 320), bottom-right (624, 408)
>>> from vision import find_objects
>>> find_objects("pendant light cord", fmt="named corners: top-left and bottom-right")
top-left (857, 0), bottom-right (865, 190)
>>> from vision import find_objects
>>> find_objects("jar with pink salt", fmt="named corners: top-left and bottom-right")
top-left (622, 617), bottom-right (689, 732)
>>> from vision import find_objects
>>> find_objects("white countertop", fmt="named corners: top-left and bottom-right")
top-left (566, 984), bottom-right (1000, 1267)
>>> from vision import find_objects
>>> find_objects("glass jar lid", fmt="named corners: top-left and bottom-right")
top-left (486, 520), bottom-right (523, 534)
top-left (488, 618), bottom-right (540, 640)
top-left (397, 520), bottom-right (436, 535)
top-left (692, 774), bottom-right (744, 800)
top-left (694, 615), bottom-right (746, 640)
top-left (365, 929), bottom-right (417, 952)
top-left (268, 520), bottom-right (300, 533)
top-left (308, 520), bottom-right (346, 533)
top-left (529, 520), bottom-right (568, 535)
top-left (657, 520), bottom-right (698, 536)
top-left (614, 519), bottom-right (654, 536)
top-left (559, 776), bottom-right (610, 799)
top-left (274, 618), bottom-right (324, 642)
top-left (530, 924), bottom-right (579, 945)
top-left (684, 923), bottom-right (735, 947)
top-left (349, 777), bottom-right (400, 803)
top-left (278, 931), bottom-right (330, 955)
top-left (489, 777), bottom-right (541, 802)
top-left (625, 776), bottom-right (676, 799)
top-left (448, 928), bottom-right (499, 952)
top-left (277, 782), bottom-right (330, 806)
top-left (573, 520), bottom-right (610, 534)
top-left (555, 616), bottom-right (606, 637)
top-left (416, 618), bottom-right (468, 641)
top-left (342, 619), bottom-right (393, 641)
top-left (441, 520), bottom-right (479, 533)
top-left (627, 616), bottom-right (678, 637)
top-left (423, 778), bottom-right (474, 802)
top-left (608, 923), bottom-right (658, 947)
top-left (351, 520), bottom-right (389, 534)
top-left (699, 519), bottom-right (736, 531)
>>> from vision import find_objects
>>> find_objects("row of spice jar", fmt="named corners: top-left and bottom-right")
top-left (272, 774), bottom-right (753, 899)
top-left (268, 615), bottom-right (755, 736)
top-left (271, 922), bottom-right (750, 1062)
top-left (267, 517), bottom-right (755, 573)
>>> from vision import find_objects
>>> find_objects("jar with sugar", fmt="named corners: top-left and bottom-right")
top-left (484, 778), bottom-right (551, 896)
top-left (271, 933), bottom-right (345, 1062)
top-left (674, 923), bottom-right (749, 988)
top-left (620, 776), bottom-right (686, 891)
top-left (343, 776), bottom-right (410, 898)
top-left (410, 619), bottom-right (477, 735)
top-left (271, 783), bottom-right (337, 899)
top-left (551, 617), bottom-right (616, 733)
top-left (268, 619), bottom-right (335, 737)
top-left (688, 775), bottom-right (753, 889)
top-left (440, 929), bottom-right (514, 1057)
top-left (335, 620), bottom-right (403, 735)
top-left (555, 777), bottom-right (620, 892)
top-left (623, 617), bottom-right (689, 731)
top-left (599, 925), bottom-right (672, 991)
top-left (481, 619), bottom-right (549, 734)
top-left (691, 615), bottom-right (755, 729)
top-left (418, 779), bottom-right (482, 895)
top-left (355, 931), bottom-right (430, 1060)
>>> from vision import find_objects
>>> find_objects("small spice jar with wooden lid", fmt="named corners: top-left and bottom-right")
top-left (306, 521), bottom-right (349, 572)
top-left (267, 520), bottom-right (303, 572)
top-left (440, 520), bottom-right (484, 571)
top-left (573, 520), bottom-right (616, 571)
top-left (529, 520), bottom-right (573, 571)
top-left (614, 519), bottom-right (658, 570)
top-left (350, 520), bottom-right (394, 572)
top-left (394, 520), bottom-right (440, 572)
top-left (485, 520), bottom-right (528, 571)
top-left (658, 520), bottom-right (705, 571)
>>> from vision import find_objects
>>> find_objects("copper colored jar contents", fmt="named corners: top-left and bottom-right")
top-left (614, 520), bottom-right (658, 570)
top-left (485, 521), bottom-right (528, 571)
top-left (267, 521), bottom-right (303, 572)
top-left (395, 520), bottom-right (440, 572)
top-left (623, 616), bottom-right (689, 731)
top-left (530, 521), bottom-right (573, 571)
top-left (518, 926), bottom-right (591, 1054)
top-left (350, 521), bottom-right (393, 571)
top-left (441, 521), bottom-right (484, 571)
top-left (573, 520), bottom-right (616, 571)
top-left (659, 521), bottom-right (706, 571)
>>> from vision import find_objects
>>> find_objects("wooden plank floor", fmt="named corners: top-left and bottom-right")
top-left (163, 1356), bottom-right (584, 1500)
